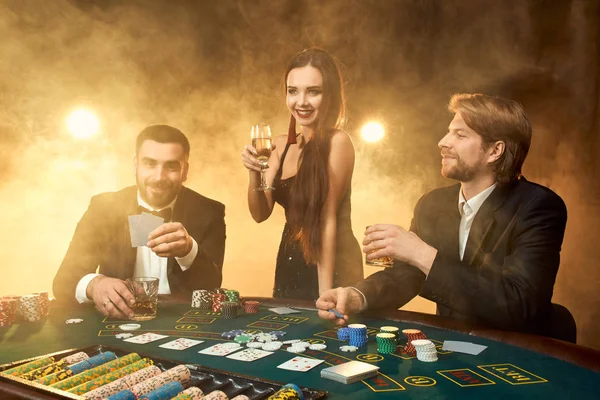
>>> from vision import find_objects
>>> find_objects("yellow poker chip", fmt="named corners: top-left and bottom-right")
top-left (118, 323), bottom-right (141, 331)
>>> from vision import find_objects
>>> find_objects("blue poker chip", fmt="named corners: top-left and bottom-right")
top-left (337, 327), bottom-right (350, 341)
top-left (231, 329), bottom-right (246, 335)
top-left (270, 331), bottom-right (286, 337)
top-left (221, 331), bottom-right (237, 339)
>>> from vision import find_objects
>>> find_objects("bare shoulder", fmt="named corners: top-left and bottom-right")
top-left (330, 130), bottom-right (355, 153)
top-left (273, 134), bottom-right (288, 157)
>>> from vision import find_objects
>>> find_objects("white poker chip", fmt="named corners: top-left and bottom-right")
top-left (115, 333), bottom-right (134, 339)
top-left (308, 344), bottom-right (327, 351)
top-left (340, 345), bottom-right (359, 352)
top-left (293, 341), bottom-right (311, 349)
top-left (262, 341), bottom-right (283, 351)
top-left (283, 339), bottom-right (301, 345)
top-left (119, 323), bottom-right (141, 331)
top-left (65, 318), bottom-right (83, 324)
top-left (246, 342), bottom-right (264, 349)
top-left (287, 346), bottom-right (305, 354)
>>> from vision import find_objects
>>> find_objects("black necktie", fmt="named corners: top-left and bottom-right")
top-left (138, 206), bottom-right (172, 222)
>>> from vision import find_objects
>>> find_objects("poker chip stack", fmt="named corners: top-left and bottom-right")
top-left (347, 324), bottom-right (368, 348)
top-left (336, 327), bottom-right (350, 341)
top-left (129, 365), bottom-right (191, 398)
top-left (33, 292), bottom-right (50, 317)
top-left (376, 333), bottom-right (397, 354)
top-left (191, 290), bottom-right (212, 310)
top-left (82, 365), bottom-right (162, 399)
top-left (138, 381), bottom-right (183, 400)
top-left (221, 301), bottom-right (239, 319)
top-left (411, 339), bottom-right (438, 362)
top-left (0, 297), bottom-right (18, 327)
top-left (402, 329), bottom-right (427, 356)
top-left (211, 293), bottom-right (226, 313)
top-left (19, 294), bottom-right (42, 322)
top-left (380, 326), bottom-right (399, 340)
top-left (224, 289), bottom-right (240, 304)
top-left (242, 300), bottom-right (260, 314)
top-left (170, 387), bottom-right (204, 400)
top-left (267, 383), bottom-right (304, 400)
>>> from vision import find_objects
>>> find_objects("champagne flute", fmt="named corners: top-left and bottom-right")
top-left (251, 124), bottom-right (274, 191)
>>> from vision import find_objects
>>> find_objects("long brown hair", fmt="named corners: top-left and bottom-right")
top-left (285, 48), bottom-right (346, 264)
top-left (448, 93), bottom-right (532, 185)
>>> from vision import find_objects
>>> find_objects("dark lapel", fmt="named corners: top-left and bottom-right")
top-left (463, 180), bottom-right (518, 266)
top-left (121, 187), bottom-right (139, 279)
top-left (433, 185), bottom-right (462, 260)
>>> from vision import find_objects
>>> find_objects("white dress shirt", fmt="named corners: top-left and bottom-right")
top-left (352, 183), bottom-right (498, 311)
top-left (74, 193), bottom-right (199, 303)
top-left (458, 183), bottom-right (497, 260)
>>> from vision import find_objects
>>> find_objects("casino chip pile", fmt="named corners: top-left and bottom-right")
top-left (402, 328), bottom-right (428, 356)
top-left (411, 339), bottom-right (438, 362)
top-left (191, 288), bottom-right (261, 319)
top-left (336, 324), bottom-right (368, 351)
top-left (0, 349), bottom-right (304, 400)
top-left (0, 292), bottom-right (50, 326)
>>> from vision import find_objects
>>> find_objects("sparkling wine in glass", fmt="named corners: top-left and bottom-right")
top-left (251, 124), bottom-right (274, 191)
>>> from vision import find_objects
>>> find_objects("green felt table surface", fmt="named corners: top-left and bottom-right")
top-left (1, 300), bottom-right (600, 399)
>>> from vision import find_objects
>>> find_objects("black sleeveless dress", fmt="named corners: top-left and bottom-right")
top-left (271, 143), bottom-right (364, 300)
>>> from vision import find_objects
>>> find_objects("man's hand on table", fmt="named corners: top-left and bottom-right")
top-left (87, 276), bottom-right (135, 319)
top-left (316, 287), bottom-right (365, 326)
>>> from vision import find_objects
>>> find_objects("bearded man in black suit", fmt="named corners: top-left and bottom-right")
top-left (53, 124), bottom-right (225, 319)
top-left (316, 93), bottom-right (569, 339)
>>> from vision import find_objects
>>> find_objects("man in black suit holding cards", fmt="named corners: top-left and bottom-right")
top-left (53, 124), bottom-right (226, 319)
top-left (316, 93), bottom-right (569, 339)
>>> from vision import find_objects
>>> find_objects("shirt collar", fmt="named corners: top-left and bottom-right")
top-left (458, 183), bottom-right (497, 217)
top-left (137, 191), bottom-right (177, 212)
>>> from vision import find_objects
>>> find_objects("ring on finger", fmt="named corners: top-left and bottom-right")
top-left (103, 299), bottom-right (111, 307)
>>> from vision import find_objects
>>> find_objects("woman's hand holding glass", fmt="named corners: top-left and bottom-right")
top-left (241, 124), bottom-right (274, 191)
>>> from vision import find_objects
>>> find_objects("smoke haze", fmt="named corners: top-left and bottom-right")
top-left (0, 0), bottom-right (598, 348)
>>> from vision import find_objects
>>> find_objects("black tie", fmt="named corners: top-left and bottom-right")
top-left (138, 206), bottom-right (172, 222)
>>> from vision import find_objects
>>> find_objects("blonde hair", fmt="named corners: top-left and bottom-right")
top-left (449, 93), bottom-right (532, 185)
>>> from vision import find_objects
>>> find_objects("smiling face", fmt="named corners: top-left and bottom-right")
top-left (286, 65), bottom-right (324, 130)
top-left (134, 140), bottom-right (188, 208)
top-left (438, 112), bottom-right (491, 182)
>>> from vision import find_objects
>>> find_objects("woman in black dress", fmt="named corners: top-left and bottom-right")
top-left (241, 48), bottom-right (363, 300)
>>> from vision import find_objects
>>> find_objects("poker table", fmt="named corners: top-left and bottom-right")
top-left (1, 296), bottom-right (600, 399)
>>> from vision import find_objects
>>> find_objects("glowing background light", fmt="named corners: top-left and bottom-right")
top-left (66, 109), bottom-right (99, 139)
top-left (361, 122), bottom-right (385, 143)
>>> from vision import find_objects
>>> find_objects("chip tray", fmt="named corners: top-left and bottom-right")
top-left (0, 345), bottom-right (328, 399)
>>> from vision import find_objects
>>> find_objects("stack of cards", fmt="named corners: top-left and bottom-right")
top-left (128, 213), bottom-right (165, 247)
top-left (320, 361), bottom-right (379, 384)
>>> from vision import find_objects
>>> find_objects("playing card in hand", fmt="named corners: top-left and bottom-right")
top-left (278, 356), bottom-right (324, 372)
top-left (159, 338), bottom-right (204, 350)
top-left (128, 213), bottom-right (164, 247)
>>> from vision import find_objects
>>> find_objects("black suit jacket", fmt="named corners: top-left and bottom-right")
top-left (53, 186), bottom-right (226, 301)
top-left (355, 177), bottom-right (567, 335)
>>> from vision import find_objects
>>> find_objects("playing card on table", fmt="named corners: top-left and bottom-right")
top-left (278, 356), bottom-right (324, 372)
top-left (226, 348), bottom-right (273, 362)
top-left (159, 338), bottom-right (204, 350)
top-left (128, 213), bottom-right (164, 247)
top-left (123, 332), bottom-right (169, 344)
top-left (198, 343), bottom-right (242, 357)
top-left (268, 307), bottom-right (301, 315)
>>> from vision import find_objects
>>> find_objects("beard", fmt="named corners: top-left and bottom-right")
top-left (137, 178), bottom-right (180, 208)
top-left (441, 157), bottom-right (479, 182)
